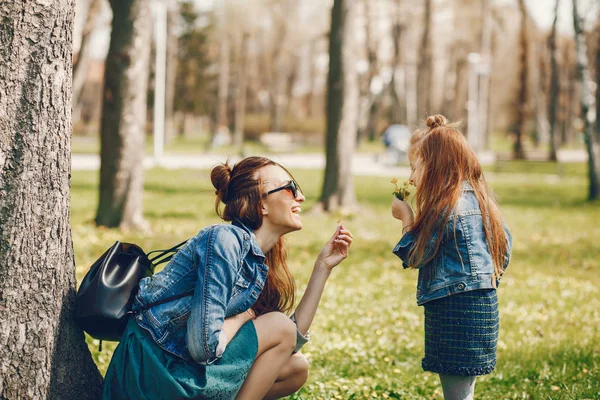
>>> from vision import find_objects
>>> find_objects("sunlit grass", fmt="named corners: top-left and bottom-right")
top-left (71, 163), bottom-right (599, 399)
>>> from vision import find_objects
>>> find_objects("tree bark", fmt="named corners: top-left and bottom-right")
top-left (321, 0), bottom-right (359, 212)
top-left (96, 0), bottom-right (152, 230)
top-left (513, 0), bottom-right (529, 160)
top-left (572, 0), bottom-right (600, 200)
top-left (0, 1), bottom-right (103, 399)
top-left (417, 0), bottom-right (433, 119)
top-left (165, 2), bottom-right (179, 144)
top-left (547, 0), bottom-right (560, 161)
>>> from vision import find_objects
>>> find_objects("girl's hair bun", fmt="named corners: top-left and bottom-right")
top-left (426, 114), bottom-right (448, 129)
top-left (211, 163), bottom-right (232, 203)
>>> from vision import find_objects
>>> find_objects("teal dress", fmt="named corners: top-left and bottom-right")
top-left (102, 319), bottom-right (258, 400)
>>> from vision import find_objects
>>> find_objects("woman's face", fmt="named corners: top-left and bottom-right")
top-left (408, 154), bottom-right (424, 188)
top-left (259, 165), bottom-right (305, 234)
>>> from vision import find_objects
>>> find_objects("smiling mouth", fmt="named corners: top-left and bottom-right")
top-left (291, 207), bottom-right (302, 214)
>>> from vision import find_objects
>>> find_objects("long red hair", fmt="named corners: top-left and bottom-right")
top-left (211, 157), bottom-right (295, 315)
top-left (407, 115), bottom-right (509, 283)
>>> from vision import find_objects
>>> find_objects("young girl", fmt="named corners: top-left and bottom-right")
top-left (391, 115), bottom-right (512, 399)
top-left (102, 156), bottom-right (353, 399)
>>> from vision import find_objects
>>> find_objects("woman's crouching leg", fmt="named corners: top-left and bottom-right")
top-left (235, 312), bottom-right (297, 400)
top-left (263, 352), bottom-right (309, 400)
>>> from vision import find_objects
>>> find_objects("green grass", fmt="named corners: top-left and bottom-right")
top-left (71, 163), bottom-right (600, 399)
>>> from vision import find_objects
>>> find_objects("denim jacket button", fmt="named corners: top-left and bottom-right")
top-left (457, 282), bottom-right (466, 291)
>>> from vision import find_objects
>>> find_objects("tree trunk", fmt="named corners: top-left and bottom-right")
top-left (233, 33), bottom-right (249, 152)
top-left (389, 0), bottom-right (406, 125)
top-left (357, 0), bottom-right (379, 143)
top-left (215, 3), bottom-right (230, 140)
top-left (321, 0), bottom-right (359, 212)
top-left (547, 0), bottom-right (560, 161)
top-left (478, 0), bottom-right (493, 150)
top-left (96, 0), bottom-right (152, 230)
top-left (0, 1), bottom-right (103, 399)
top-left (417, 0), bottom-right (433, 119)
top-left (596, 20), bottom-right (600, 137)
top-left (72, 0), bottom-right (104, 123)
top-left (573, 0), bottom-right (600, 200)
top-left (165, 2), bottom-right (179, 144)
top-left (513, 0), bottom-right (528, 160)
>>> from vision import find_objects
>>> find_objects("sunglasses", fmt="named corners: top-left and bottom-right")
top-left (266, 180), bottom-right (302, 198)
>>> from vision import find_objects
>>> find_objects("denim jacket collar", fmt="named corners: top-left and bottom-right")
top-left (232, 219), bottom-right (265, 259)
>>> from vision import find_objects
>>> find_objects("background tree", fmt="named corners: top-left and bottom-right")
top-left (513, 0), bottom-right (529, 160)
top-left (0, 1), bottom-right (103, 398)
top-left (417, 0), bottom-right (433, 119)
top-left (174, 1), bottom-right (214, 136)
top-left (321, 0), bottom-right (359, 212)
top-left (72, 0), bottom-right (104, 123)
top-left (95, 0), bottom-right (153, 230)
top-left (572, 0), bottom-right (600, 200)
top-left (547, 0), bottom-right (560, 161)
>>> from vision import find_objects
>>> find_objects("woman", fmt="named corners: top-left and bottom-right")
top-left (102, 156), bottom-right (353, 400)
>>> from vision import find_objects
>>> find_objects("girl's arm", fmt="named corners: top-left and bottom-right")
top-left (292, 225), bottom-right (353, 336)
top-left (391, 197), bottom-right (414, 233)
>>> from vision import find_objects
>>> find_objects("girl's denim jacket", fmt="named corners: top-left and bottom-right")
top-left (393, 182), bottom-right (512, 306)
top-left (133, 220), bottom-right (309, 364)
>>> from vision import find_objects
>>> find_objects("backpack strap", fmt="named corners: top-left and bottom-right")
top-left (147, 239), bottom-right (189, 265)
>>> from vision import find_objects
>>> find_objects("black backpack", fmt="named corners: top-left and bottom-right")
top-left (74, 239), bottom-right (192, 350)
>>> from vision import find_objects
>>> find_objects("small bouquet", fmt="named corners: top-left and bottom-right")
top-left (391, 178), bottom-right (411, 201)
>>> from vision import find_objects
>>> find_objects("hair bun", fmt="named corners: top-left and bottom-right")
top-left (211, 163), bottom-right (232, 203)
top-left (426, 114), bottom-right (448, 129)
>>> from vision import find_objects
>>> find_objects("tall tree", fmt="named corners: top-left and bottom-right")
top-left (96, 0), bottom-right (152, 229)
top-left (417, 0), bottom-right (433, 119)
top-left (174, 2), bottom-right (214, 136)
top-left (0, 1), bottom-right (103, 398)
top-left (572, 0), bottom-right (600, 200)
top-left (547, 0), bottom-right (560, 161)
top-left (321, 0), bottom-right (359, 211)
top-left (389, 0), bottom-right (407, 125)
top-left (72, 0), bottom-right (104, 122)
top-left (233, 32), bottom-right (250, 152)
top-left (357, 0), bottom-right (380, 143)
top-left (513, 0), bottom-right (529, 160)
top-left (215, 1), bottom-right (230, 139)
top-left (596, 19), bottom-right (600, 138)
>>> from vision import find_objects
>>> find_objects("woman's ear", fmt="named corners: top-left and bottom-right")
top-left (261, 202), bottom-right (269, 216)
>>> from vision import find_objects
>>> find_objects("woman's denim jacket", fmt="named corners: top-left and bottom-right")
top-left (133, 220), bottom-right (309, 364)
top-left (393, 182), bottom-right (512, 306)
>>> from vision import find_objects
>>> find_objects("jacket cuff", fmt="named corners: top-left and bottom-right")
top-left (290, 314), bottom-right (310, 353)
top-left (392, 231), bottom-right (414, 269)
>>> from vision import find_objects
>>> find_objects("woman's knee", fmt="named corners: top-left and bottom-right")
top-left (254, 311), bottom-right (297, 351)
top-left (288, 353), bottom-right (309, 388)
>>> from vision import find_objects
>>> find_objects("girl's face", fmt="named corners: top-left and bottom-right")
top-left (408, 155), bottom-right (424, 188)
top-left (259, 165), bottom-right (305, 234)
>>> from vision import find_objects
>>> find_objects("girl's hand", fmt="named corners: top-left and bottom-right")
top-left (315, 224), bottom-right (353, 271)
top-left (391, 197), bottom-right (414, 229)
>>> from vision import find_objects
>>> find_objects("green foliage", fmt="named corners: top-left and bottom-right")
top-left (72, 164), bottom-right (600, 399)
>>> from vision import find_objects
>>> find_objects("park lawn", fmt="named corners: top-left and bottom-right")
top-left (71, 163), bottom-right (599, 399)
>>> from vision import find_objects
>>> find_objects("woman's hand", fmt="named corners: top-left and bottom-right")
top-left (315, 224), bottom-right (353, 271)
top-left (222, 308), bottom-right (256, 344)
top-left (392, 197), bottom-right (414, 233)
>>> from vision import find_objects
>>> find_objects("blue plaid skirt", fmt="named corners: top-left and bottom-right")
top-left (422, 289), bottom-right (499, 376)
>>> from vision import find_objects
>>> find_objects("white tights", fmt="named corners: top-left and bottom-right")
top-left (439, 374), bottom-right (476, 400)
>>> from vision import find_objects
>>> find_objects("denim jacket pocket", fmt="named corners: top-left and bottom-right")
top-left (230, 272), bottom-right (251, 299)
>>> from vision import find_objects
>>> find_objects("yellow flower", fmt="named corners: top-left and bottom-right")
top-left (390, 178), bottom-right (398, 185)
